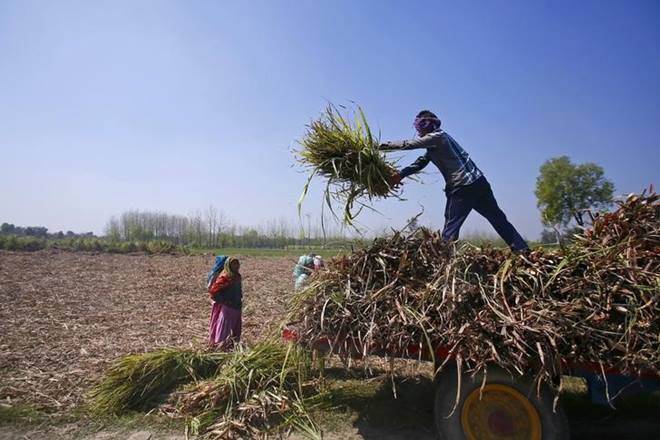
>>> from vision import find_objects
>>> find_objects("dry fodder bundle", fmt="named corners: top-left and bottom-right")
top-left (89, 348), bottom-right (228, 414)
top-left (561, 190), bottom-right (660, 371)
top-left (176, 340), bottom-right (326, 439)
top-left (289, 191), bottom-right (659, 390)
top-left (296, 104), bottom-right (399, 226)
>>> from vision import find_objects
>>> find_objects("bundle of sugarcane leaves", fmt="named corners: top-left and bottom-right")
top-left (174, 340), bottom-right (329, 440)
top-left (296, 103), bottom-right (400, 226)
top-left (289, 190), bottom-right (659, 392)
top-left (90, 341), bottom-right (330, 439)
top-left (89, 348), bottom-right (229, 414)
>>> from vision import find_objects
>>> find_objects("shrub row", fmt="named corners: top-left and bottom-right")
top-left (0, 236), bottom-right (183, 255)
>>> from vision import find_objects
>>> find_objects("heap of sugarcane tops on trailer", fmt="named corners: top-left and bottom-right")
top-left (290, 191), bottom-right (660, 388)
top-left (296, 104), bottom-right (399, 226)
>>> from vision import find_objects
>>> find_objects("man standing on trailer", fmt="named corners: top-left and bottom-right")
top-left (379, 110), bottom-right (529, 253)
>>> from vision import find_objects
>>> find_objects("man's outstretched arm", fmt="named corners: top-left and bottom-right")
top-left (379, 132), bottom-right (443, 151)
top-left (399, 152), bottom-right (431, 179)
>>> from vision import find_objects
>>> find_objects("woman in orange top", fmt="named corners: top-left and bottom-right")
top-left (208, 257), bottom-right (242, 349)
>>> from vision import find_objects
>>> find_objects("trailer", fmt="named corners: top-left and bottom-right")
top-left (282, 327), bottom-right (659, 440)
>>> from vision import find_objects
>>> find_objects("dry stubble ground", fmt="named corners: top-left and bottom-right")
top-left (0, 250), bottom-right (292, 412)
top-left (0, 250), bottom-right (658, 440)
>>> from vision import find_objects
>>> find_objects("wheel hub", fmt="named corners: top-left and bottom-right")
top-left (461, 383), bottom-right (542, 440)
top-left (488, 409), bottom-right (515, 435)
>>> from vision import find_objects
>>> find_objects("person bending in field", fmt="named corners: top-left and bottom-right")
top-left (379, 110), bottom-right (529, 253)
top-left (208, 257), bottom-right (242, 349)
top-left (293, 254), bottom-right (324, 290)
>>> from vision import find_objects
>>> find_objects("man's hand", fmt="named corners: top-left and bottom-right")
top-left (388, 171), bottom-right (402, 187)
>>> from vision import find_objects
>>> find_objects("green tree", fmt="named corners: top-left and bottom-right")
top-left (1, 223), bottom-right (15, 235)
top-left (535, 156), bottom-right (614, 230)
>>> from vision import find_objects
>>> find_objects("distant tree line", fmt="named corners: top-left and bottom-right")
top-left (104, 208), bottom-right (351, 249)
top-left (0, 222), bottom-right (95, 239)
top-left (0, 211), bottom-right (352, 252)
top-left (0, 234), bottom-right (180, 254)
top-left (0, 223), bottom-right (104, 252)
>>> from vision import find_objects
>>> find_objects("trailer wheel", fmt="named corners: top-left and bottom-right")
top-left (434, 367), bottom-right (569, 440)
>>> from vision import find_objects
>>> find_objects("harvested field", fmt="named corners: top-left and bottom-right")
top-left (0, 250), bottom-right (292, 412)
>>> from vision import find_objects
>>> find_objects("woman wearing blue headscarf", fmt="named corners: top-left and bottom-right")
top-left (208, 257), bottom-right (242, 349)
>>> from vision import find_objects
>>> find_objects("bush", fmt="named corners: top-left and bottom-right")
top-left (146, 240), bottom-right (176, 254)
top-left (0, 235), bottom-right (184, 255)
top-left (0, 236), bottom-right (47, 251)
top-left (21, 237), bottom-right (47, 251)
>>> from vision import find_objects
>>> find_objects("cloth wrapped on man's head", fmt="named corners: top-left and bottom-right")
top-left (413, 110), bottom-right (441, 136)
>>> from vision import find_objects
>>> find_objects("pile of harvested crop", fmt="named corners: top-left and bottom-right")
top-left (177, 340), bottom-right (325, 439)
top-left (89, 348), bottom-right (228, 414)
top-left (296, 104), bottom-right (399, 226)
top-left (289, 190), bottom-right (660, 389)
top-left (91, 341), bottom-right (328, 439)
top-left (563, 190), bottom-right (660, 372)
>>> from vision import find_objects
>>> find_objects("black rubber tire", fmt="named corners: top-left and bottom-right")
top-left (434, 366), bottom-right (569, 440)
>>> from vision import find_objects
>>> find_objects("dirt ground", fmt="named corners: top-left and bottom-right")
top-left (0, 250), bottom-right (293, 412)
top-left (1, 250), bottom-right (658, 439)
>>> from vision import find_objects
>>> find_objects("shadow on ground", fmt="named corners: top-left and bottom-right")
top-left (321, 369), bottom-right (660, 440)
top-left (563, 391), bottom-right (660, 440)
top-left (325, 371), bottom-right (436, 440)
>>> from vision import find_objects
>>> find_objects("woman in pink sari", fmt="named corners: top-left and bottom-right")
top-left (208, 257), bottom-right (242, 350)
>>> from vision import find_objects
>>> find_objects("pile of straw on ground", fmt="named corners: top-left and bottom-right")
top-left (296, 104), bottom-right (399, 226)
top-left (290, 191), bottom-right (660, 389)
top-left (89, 348), bottom-right (227, 414)
top-left (90, 341), bottom-right (328, 439)
top-left (176, 340), bottom-right (325, 439)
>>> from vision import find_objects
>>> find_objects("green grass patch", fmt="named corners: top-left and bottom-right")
top-left (192, 247), bottom-right (347, 259)
top-left (0, 404), bottom-right (46, 425)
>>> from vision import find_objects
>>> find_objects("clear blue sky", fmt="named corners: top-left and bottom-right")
top-left (1, 0), bottom-right (658, 238)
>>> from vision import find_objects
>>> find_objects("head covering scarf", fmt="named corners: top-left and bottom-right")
top-left (223, 257), bottom-right (240, 278)
top-left (413, 116), bottom-right (441, 136)
top-left (207, 255), bottom-right (228, 285)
